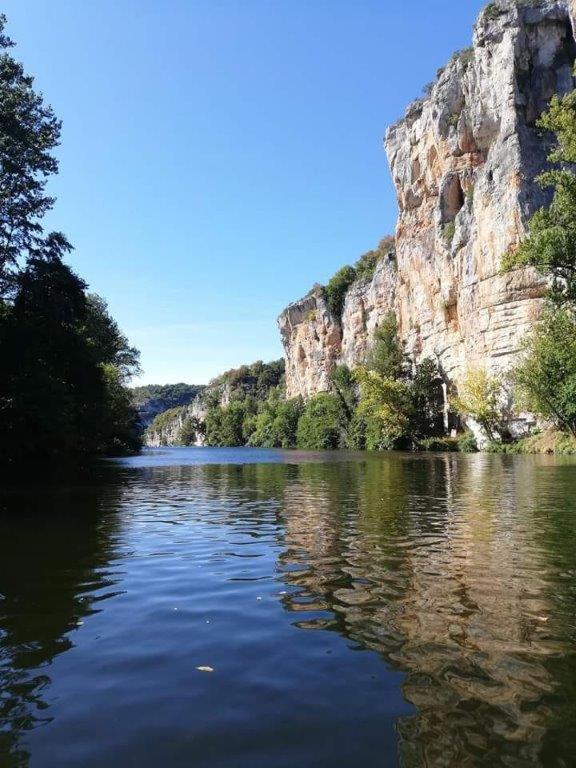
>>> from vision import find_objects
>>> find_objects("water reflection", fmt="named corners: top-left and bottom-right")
top-left (278, 454), bottom-right (576, 766)
top-left (0, 481), bottom-right (125, 767)
top-left (0, 452), bottom-right (574, 767)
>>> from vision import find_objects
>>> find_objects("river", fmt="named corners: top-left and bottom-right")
top-left (1, 447), bottom-right (575, 767)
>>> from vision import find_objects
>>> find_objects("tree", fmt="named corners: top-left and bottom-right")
top-left (451, 368), bottom-right (503, 442)
top-left (503, 92), bottom-right (576, 305)
top-left (366, 314), bottom-right (406, 379)
top-left (0, 246), bottom-right (101, 461)
top-left (205, 401), bottom-right (249, 446)
top-left (330, 364), bottom-right (357, 422)
top-left (409, 358), bottom-right (445, 440)
top-left (296, 393), bottom-right (346, 450)
top-left (511, 307), bottom-right (576, 437)
top-left (84, 294), bottom-right (140, 379)
top-left (0, 15), bottom-right (62, 295)
top-left (0, 15), bottom-right (141, 464)
top-left (248, 393), bottom-right (303, 448)
top-left (354, 368), bottom-right (413, 450)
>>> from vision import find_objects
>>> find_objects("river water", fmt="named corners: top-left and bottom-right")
top-left (0, 448), bottom-right (575, 767)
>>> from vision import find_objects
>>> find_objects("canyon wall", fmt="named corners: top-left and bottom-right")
top-left (279, 0), bottom-right (576, 400)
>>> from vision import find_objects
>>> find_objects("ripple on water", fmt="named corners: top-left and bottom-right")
top-left (0, 450), bottom-right (575, 767)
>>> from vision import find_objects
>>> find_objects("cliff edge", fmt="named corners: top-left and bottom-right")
top-left (278, 0), bottom-right (576, 399)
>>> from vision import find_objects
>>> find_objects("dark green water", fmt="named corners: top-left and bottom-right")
top-left (1, 448), bottom-right (575, 767)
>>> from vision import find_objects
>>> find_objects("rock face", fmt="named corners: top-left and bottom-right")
top-left (278, 0), bottom-right (576, 399)
top-left (278, 286), bottom-right (343, 400)
top-left (145, 395), bottom-right (209, 447)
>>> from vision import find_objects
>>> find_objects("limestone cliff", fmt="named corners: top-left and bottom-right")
top-left (278, 0), bottom-right (576, 399)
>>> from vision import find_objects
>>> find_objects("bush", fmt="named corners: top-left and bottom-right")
top-left (354, 236), bottom-right (395, 281)
top-left (325, 265), bottom-right (356, 319)
top-left (456, 430), bottom-right (478, 453)
top-left (417, 437), bottom-right (459, 452)
top-left (443, 221), bottom-right (456, 246)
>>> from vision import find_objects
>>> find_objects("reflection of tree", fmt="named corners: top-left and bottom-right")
top-left (0, 480), bottom-right (125, 768)
top-left (277, 454), bottom-right (576, 766)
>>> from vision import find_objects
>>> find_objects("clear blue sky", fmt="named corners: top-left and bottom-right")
top-left (3, 0), bottom-right (485, 384)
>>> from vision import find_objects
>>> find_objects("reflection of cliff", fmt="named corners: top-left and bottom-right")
top-left (277, 455), bottom-right (576, 766)
top-left (0, 480), bottom-right (125, 768)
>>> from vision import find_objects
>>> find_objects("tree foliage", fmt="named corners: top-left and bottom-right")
top-left (503, 92), bottom-right (576, 305)
top-left (512, 307), bottom-right (576, 437)
top-left (0, 15), bottom-right (63, 295)
top-left (0, 15), bottom-right (141, 465)
top-left (248, 392), bottom-right (303, 448)
top-left (354, 368), bottom-right (412, 450)
top-left (353, 317), bottom-right (444, 450)
top-left (0, 250), bottom-right (141, 462)
top-left (451, 369), bottom-right (503, 442)
top-left (324, 265), bottom-right (356, 319)
top-left (296, 393), bottom-right (346, 450)
top-left (366, 314), bottom-right (406, 379)
top-left (323, 238), bottom-right (395, 320)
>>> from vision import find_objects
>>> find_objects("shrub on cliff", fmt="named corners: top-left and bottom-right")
top-left (354, 236), bottom-right (394, 281)
top-left (324, 265), bottom-right (356, 319)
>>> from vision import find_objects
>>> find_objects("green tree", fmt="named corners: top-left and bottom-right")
top-left (0, 245), bottom-right (101, 460)
top-left (503, 92), bottom-right (576, 305)
top-left (366, 314), bottom-right (406, 379)
top-left (0, 15), bottom-right (63, 294)
top-left (248, 393), bottom-right (303, 448)
top-left (409, 358), bottom-right (445, 440)
top-left (296, 393), bottom-right (346, 450)
top-left (84, 294), bottom-right (140, 379)
top-left (451, 368), bottom-right (503, 442)
top-left (512, 307), bottom-right (576, 437)
top-left (354, 368), bottom-right (413, 450)
top-left (205, 401), bottom-right (249, 446)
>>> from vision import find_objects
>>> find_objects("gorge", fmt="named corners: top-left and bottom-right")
top-left (145, 0), bottom-right (576, 448)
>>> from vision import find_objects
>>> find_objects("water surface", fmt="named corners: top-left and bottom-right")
top-left (1, 448), bottom-right (575, 767)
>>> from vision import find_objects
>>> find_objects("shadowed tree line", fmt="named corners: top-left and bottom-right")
top-left (0, 15), bottom-right (141, 466)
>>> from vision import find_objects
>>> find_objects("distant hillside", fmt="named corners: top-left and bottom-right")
top-left (145, 359), bottom-right (286, 447)
top-left (131, 383), bottom-right (205, 427)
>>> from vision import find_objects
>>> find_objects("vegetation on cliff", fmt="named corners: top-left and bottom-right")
top-left (324, 237), bottom-right (394, 319)
top-left (132, 383), bottom-right (204, 427)
top-left (0, 15), bottom-right (141, 464)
